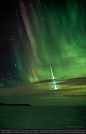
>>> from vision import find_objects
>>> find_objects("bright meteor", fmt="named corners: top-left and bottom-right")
top-left (49, 63), bottom-right (57, 90)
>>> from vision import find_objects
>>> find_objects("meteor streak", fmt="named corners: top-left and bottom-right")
top-left (49, 62), bottom-right (57, 90)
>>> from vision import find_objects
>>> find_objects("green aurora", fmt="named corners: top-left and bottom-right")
top-left (15, 0), bottom-right (86, 86)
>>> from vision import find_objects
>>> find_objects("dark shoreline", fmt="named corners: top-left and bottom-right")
top-left (0, 103), bottom-right (32, 106)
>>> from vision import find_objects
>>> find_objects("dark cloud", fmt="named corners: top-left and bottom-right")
top-left (64, 95), bottom-right (86, 97)
top-left (0, 79), bottom-right (27, 89)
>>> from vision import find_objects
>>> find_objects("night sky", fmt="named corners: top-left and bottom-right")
top-left (0, 0), bottom-right (86, 106)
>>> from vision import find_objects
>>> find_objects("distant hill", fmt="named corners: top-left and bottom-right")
top-left (0, 103), bottom-right (32, 106)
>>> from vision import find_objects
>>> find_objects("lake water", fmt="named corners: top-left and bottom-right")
top-left (0, 106), bottom-right (86, 129)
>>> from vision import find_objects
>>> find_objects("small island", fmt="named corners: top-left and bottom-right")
top-left (0, 103), bottom-right (32, 106)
